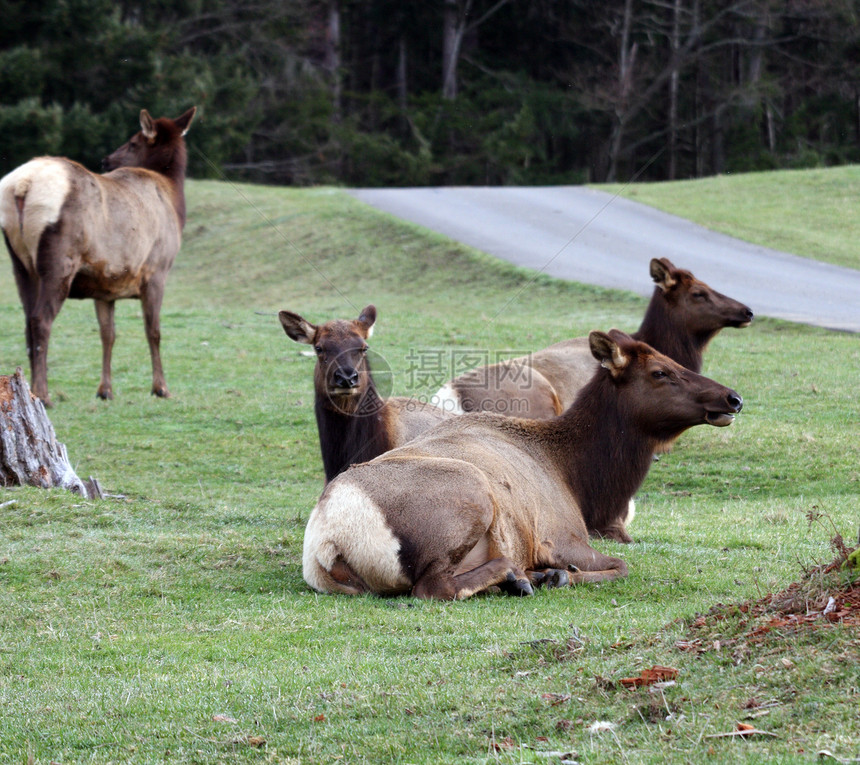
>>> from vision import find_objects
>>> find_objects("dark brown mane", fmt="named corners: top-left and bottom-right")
top-left (544, 363), bottom-right (657, 534)
top-left (152, 117), bottom-right (189, 224)
top-left (315, 367), bottom-right (392, 483)
top-left (634, 285), bottom-right (707, 372)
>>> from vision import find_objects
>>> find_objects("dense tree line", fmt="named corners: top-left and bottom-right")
top-left (2, 0), bottom-right (859, 185)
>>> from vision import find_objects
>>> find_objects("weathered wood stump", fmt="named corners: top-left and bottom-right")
top-left (0, 368), bottom-right (101, 499)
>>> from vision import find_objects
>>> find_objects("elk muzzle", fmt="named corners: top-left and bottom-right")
top-left (705, 390), bottom-right (743, 427)
top-left (332, 366), bottom-right (360, 392)
top-left (732, 306), bottom-right (754, 328)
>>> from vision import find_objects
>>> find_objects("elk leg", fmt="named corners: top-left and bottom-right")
top-left (27, 307), bottom-right (59, 406)
top-left (565, 549), bottom-right (628, 584)
top-left (497, 571), bottom-right (536, 596)
top-left (412, 557), bottom-right (532, 601)
top-left (7, 244), bottom-right (37, 375)
top-left (27, 230), bottom-right (74, 407)
top-left (140, 280), bottom-right (169, 398)
top-left (94, 299), bottom-right (115, 399)
top-left (589, 523), bottom-right (633, 544)
top-left (529, 568), bottom-right (571, 589)
top-left (538, 543), bottom-right (629, 586)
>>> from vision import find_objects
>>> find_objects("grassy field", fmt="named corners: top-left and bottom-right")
top-left (0, 171), bottom-right (858, 764)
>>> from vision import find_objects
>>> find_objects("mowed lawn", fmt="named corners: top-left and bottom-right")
top-left (0, 172), bottom-right (857, 764)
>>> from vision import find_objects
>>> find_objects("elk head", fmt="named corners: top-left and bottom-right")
top-left (650, 257), bottom-right (754, 333)
top-left (280, 305), bottom-right (378, 413)
top-left (590, 329), bottom-right (743, 442)
top-left (102, 107), bottom-right (196, 174)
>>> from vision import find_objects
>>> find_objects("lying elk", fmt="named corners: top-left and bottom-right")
top-left (437, 258), bottom-right (753, 419)
top-left (280, 305), bottom-right (451, 484)
top-left (0, 106), bottom-right (197, 406)
top-left (302, 329), bottom-right (743, 598)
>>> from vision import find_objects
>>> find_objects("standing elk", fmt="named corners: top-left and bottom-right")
top-left (302, 329), bottom-right (743, 598)
top-left (279, 305), bottom-right (451, 484)
top-left (0, 106), bottom-right (197, 406)
top-left (437, 258), bottom-right (753, 419)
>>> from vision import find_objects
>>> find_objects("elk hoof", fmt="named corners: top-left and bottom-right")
top-left (33, 389), bottom-right (53, 408)
top-left (606, 528), bottom-right (633, 544)
top-left (97, 390), bottom-right (113, 400)
top-left (151, 387), bottom-right (170, 398)
top-left (544, 569), bottom-right (570, 589)
top-left (499, 572), bottom-right (533, 597)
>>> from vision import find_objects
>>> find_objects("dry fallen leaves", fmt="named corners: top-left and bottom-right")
top-left (541, 692), bottom-right (572, 706)
top-left (491, 735), bottom-right (517, 751)
top-left (705, 722), bottom-right (777, 739)
top-left (619, 665), bottom-right (679, 688)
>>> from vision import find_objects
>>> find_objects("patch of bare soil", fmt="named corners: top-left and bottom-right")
top-left (677, 539), bottom-right (859, 654)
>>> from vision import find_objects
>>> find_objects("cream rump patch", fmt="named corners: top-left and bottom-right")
top-left (0, 158), bottom-right (71, 272)
top-left (302, 481), bottom-right (411, 595)
top-left (432, 382), bottom-right (465, 415)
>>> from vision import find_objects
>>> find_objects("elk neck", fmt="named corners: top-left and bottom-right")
top-left (314, 380), bottom-right (391, 483)
top-left (539, 371), bottom-right (660, 531)
top-left (163, 143), bottom-right (189, 228)
top-left (633, 287), bottom-right (708, 372)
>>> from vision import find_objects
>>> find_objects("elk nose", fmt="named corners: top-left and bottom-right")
top-left (727, 392), bottom-right (743, 412)
top-left (744, 308), bottom-right (754, 322)
top-left (333, 368), bottom-right (359, 388)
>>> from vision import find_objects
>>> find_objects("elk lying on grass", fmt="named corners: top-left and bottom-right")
top-left (302, 329), bottom-right (743, 599)
top-left (437, 258), bottom-right (753, 419)
top-left (0, 107), bottom-right (196, 406)
top-left (280, 305), bottom-right (451, 484)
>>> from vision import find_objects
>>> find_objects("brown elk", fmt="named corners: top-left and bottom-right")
top-left (302, 330), bottom-right (743, 599)
top-left (0, 107), bottom-right (197, 406)
top-left (437, 258), bottom-right (753, 419)
top-left (279, 305), bottom-right (451, 484)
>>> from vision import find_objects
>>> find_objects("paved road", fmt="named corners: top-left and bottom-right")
top-left (348, 186), bottom-right (860, 333)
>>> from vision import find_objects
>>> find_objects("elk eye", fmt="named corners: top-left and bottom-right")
top-left (360, 346), bottom-right (368, 354)
top-left (652, 370), bottom-right (668, 380)
top-left (692, 291), bottom-right (707, 300)
top-left (314, 345), bottom-right (323, 355)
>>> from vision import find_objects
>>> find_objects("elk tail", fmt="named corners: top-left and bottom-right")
top-left (0, 160), bottom-right (70, 269)
top-left (15, 188), bottom-right (26, 237)
top-left (303, 539), bottom-right (370, 596)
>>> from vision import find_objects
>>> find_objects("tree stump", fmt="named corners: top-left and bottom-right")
top-left (0, 368), bottom-right (101, 499)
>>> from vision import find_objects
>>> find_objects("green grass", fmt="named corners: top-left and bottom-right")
top-left (0, 172), bottom-right (858, 764)
top-left (599, 164), bottom-right (860, 270)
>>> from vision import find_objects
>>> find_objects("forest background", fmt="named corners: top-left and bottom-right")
top-left (2, 0), bottom-right (860, 188)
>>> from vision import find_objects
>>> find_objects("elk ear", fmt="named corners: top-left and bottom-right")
top-left (174, 106), bottom-right (197, 136)
top-left (650, 257), bottom-right (677, 292)
top-left (140, 110), bottom-right (157, 142)
top-left (589, 330), bottom-right (630, 378)
top-left (279, 310), bottom-right (317, 345)
top-left (357, 305), bottom-right (376, 338)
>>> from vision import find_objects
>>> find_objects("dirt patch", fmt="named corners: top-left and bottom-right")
top-left (677, 540), bottom-right (859, 654)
